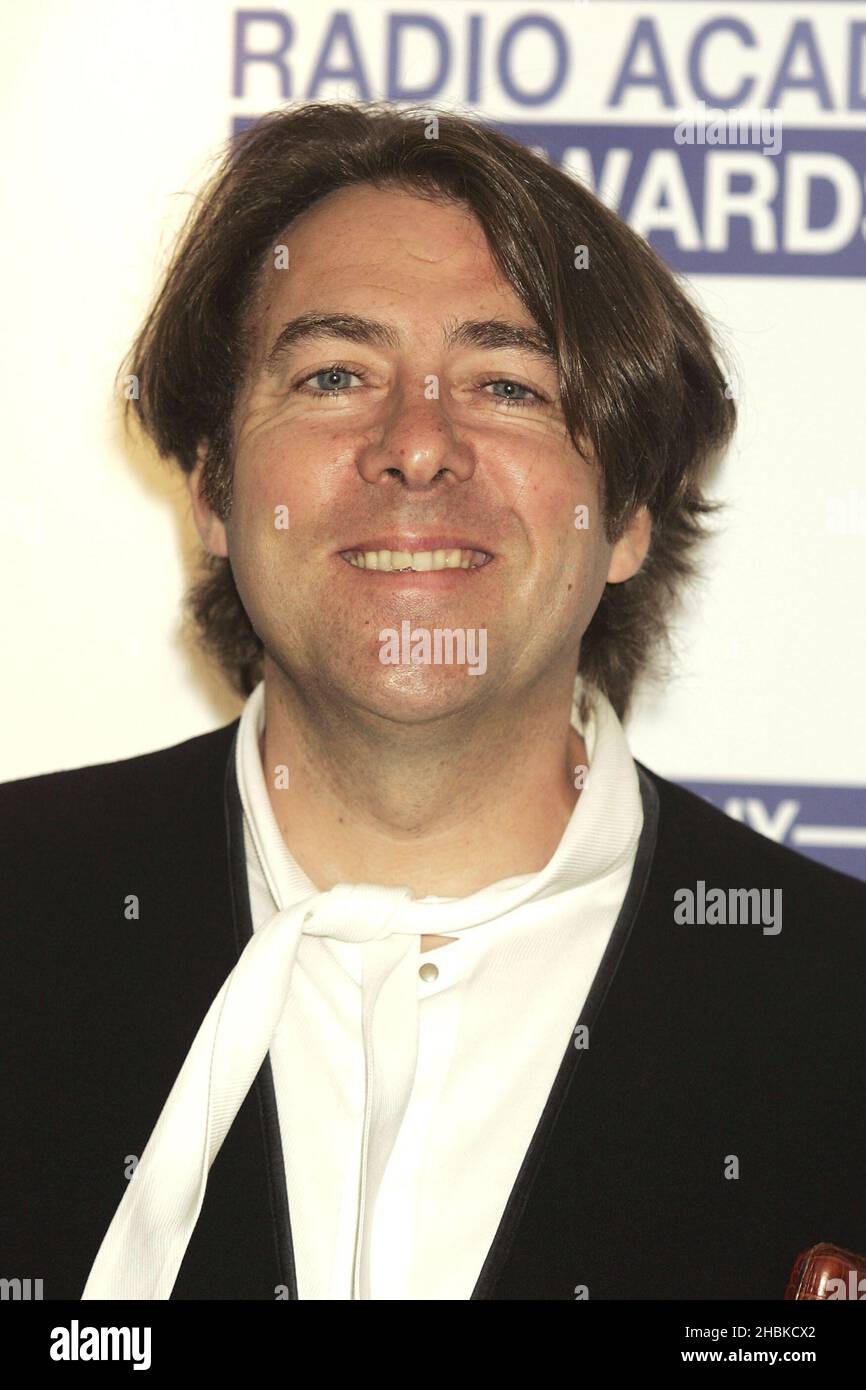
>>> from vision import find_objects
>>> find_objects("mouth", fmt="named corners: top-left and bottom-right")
top-left (337, 543), bottom-right (494, 573)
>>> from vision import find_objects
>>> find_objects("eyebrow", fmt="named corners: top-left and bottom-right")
top-left (262, 311), bottom-right (556, 376)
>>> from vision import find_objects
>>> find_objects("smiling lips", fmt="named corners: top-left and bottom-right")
top-left (340, 546), bottom-right (492, 572)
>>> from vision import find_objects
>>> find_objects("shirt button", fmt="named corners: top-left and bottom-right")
top-left (419, 962), bottom-right (439, 984)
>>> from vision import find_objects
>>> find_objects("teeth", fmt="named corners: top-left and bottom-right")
top-left (345, 548), bottom-right (489, 572)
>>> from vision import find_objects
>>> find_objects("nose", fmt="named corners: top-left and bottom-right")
top-left (355, 387), bottom-right (475, 489)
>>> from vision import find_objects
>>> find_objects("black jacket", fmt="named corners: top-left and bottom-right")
top-left (1, 719), bottom-right (864, 1300)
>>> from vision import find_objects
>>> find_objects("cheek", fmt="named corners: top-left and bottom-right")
top-left (510, 451), bottom-right (603, 578)
top-left (228, 436), bottom-right (315, 558)
top-left (223, 476), bottom-right (300, 632)
top-left (235, 440), bottom-right (293, 518)
top-left (566, 501), bottom-right (611, 598)
top-left (232, 422), bottom-right (355, 528)
top-left (529, 483), bottom-right (611, 634)
top-left (498, 425), bottom-right (598, 525)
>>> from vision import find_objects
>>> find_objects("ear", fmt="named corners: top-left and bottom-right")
top-left (606, 504), bottom-right (651, 584)
top-left (187, 443), bottom-right (229, 558)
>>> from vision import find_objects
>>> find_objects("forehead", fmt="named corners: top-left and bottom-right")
top-left (251, 183), bottom-right (527, 338)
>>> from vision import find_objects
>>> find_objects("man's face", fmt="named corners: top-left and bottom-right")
top-left (189, 183), bottom-right (649, 725)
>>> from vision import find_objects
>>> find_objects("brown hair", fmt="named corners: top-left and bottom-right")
top-left (120, 101), bottom-right (736, 723)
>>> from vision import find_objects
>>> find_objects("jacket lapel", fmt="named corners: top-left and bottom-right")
top-left (470, 765), bottom-right (660, 1297)
top-left (171, 722), bottom-right (296, 1299)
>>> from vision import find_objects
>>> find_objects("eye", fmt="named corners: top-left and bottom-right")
top-left (297, 364), bottom-right (364, 396)
top-left (480, 378), bottom-right (546, 408)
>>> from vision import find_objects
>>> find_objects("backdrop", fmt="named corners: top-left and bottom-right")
top-left (2, 0), bottom-right (864, 879)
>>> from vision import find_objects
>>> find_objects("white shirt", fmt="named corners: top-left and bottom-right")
top-left (235, 674), bottom-right (643, 1300)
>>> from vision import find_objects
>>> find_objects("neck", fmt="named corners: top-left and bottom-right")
top-left (258, 662), bottom-right (589, 898)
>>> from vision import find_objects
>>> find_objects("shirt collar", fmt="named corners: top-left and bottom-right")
top-left (235, 674), bottom-right (643, 932)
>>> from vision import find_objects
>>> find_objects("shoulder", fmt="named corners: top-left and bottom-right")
top-left (637, 758), bottom-right (866, 913)
top-left (0, 720), bottom-right (239, 859)
top-left (630, 762), bottom-right (865, 1049)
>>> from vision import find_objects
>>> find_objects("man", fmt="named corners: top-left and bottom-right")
top-left (1, 102), bottom-right (864, 1302)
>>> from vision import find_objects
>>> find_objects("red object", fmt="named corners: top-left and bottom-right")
top-left (785, 1243), bottom-right (866, 1300)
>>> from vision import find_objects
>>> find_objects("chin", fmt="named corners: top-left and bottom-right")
top-left (342, 667), bottom-right (490, 724)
